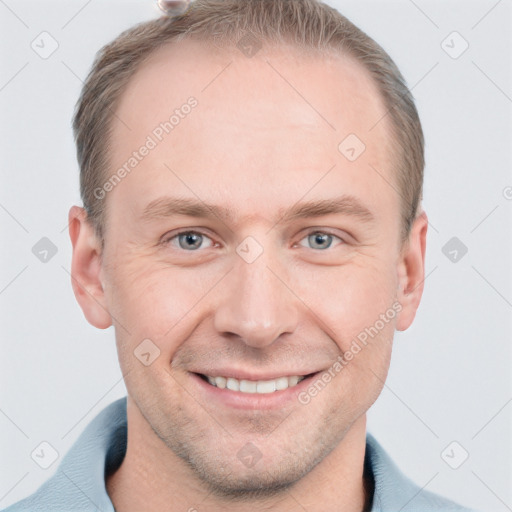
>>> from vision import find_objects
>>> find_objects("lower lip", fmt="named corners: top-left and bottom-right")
top-left (190, 372), bottom-right (320, 410)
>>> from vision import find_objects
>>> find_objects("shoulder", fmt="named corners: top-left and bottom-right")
top-left (1, 397), bottom-right (127, 512)
top-left (366, 432), bottom-right (479, 512)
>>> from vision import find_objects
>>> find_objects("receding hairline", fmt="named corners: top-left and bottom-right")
top-left (123, 32), bottom-right (391, 95)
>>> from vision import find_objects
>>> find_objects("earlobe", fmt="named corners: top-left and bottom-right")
top-left (68, 206), bottom-right (112, 329)
top-left (395, 210), bottom-right (428, 332)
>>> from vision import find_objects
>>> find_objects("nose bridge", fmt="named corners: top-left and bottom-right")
top-left (213, 246), bottom-right (299, 348)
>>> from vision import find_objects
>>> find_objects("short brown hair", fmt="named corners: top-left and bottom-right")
top-left (73, 0), bottom-right (424, 246)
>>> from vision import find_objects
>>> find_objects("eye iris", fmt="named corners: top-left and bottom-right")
top-left (179, 232), bottom-right (202, 250)
top-left (309, 232), bottom-right (332, 250)
top-left (174, 232), bottom-right (335, 250)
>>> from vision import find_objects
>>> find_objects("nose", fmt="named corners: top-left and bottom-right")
top-left (213, 251), bottom-right (300, 348)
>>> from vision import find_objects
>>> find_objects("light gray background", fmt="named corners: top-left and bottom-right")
top-left (1, 0), bottom-right (511, 510)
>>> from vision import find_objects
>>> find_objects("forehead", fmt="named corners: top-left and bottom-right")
top-left (114, 38), bottom-right (390, 137)
top-left (106, 39), bottom-right (395, 228)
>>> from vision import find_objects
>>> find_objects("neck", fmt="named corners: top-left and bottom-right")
top-left (106, 396), bottom-right (373, 512)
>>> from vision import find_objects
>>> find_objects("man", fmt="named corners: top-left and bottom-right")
top-left (3, 0), bottom-right (478, 510)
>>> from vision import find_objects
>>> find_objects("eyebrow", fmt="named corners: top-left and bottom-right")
top-left (140, 195), bottom-right (375, 225)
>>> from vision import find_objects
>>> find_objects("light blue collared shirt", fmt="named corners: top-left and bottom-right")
top-left (2, 397), bottom-right (477, 511)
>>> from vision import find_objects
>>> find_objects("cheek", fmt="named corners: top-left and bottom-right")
top-left (106, 244), bottom-right (399, 369)
top-left (106, 256), bottom-right (224, 349)
top-left (295, 257), bottom-right (399, 347)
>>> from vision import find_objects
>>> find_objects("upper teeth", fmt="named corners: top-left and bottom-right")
top-left (205, 375), bottom-right (306, 393)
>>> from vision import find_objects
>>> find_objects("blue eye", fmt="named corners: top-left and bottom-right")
top-left (299, 231), bottom-right (343, 250)
top-left (162, 229), bottom-right (344, 252)
top-left (165, 231), bottom-right (214, 251)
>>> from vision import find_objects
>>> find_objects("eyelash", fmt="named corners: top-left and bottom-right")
top-left (161, 229), bottom-right (346, 251)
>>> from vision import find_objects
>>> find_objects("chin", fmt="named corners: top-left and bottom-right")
top-left (189, 459), bottom-right (308, 501)
top-left (165, 430), bottom-right (336, 502)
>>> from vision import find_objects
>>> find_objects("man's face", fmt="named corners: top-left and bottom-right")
top-left (91, 40), bottom-right (417, 496)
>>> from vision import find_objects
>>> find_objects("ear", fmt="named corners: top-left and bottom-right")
top-left (395, 209), bottom-right (428, 331)
top-left (68, 206), bottom-right (112, 329)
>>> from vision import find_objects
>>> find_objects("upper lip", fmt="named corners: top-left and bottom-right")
top-left (192, 369), bottom-right (322, 381)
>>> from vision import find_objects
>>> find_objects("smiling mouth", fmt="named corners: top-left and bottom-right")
top-left (196, 373), bottom-right (317, 394)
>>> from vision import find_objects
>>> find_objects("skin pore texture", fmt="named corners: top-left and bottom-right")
top-left (68, 39), bottom-right (427, 512)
